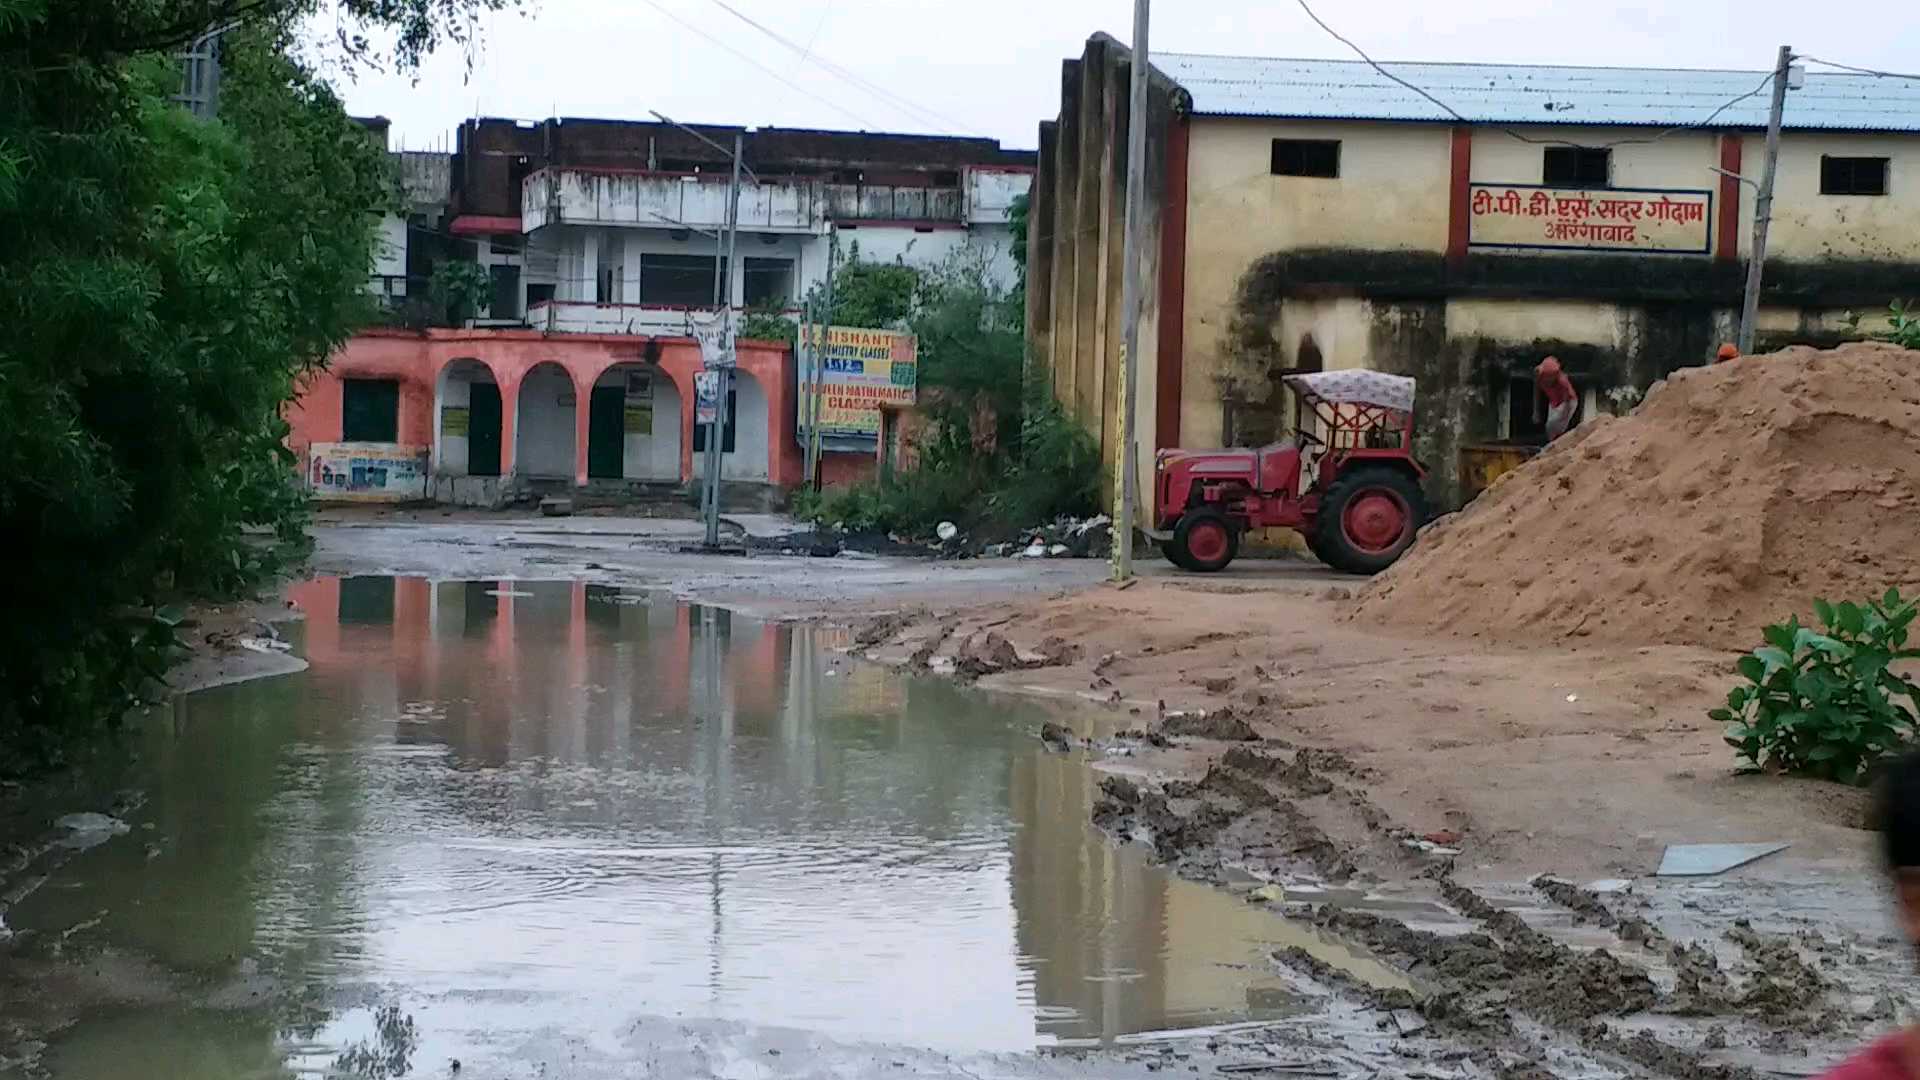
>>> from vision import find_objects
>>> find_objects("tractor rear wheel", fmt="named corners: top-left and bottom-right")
top-left (1310, 467), bottom-right (1426, 575)
top-left (1171, 510), bottom-right (1239, 573)
top-left (1161, 539), bottom-right (1197, 570)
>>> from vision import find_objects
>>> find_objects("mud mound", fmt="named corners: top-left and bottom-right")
top-left (1356, 343), bottom-right (1920, 649)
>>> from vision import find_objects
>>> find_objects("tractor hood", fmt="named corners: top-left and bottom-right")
top-left (1157, 447), bottom-right (1258, 472)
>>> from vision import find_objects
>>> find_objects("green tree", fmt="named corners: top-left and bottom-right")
top-left (0, 0), bottom-right (511, 769)
top-left (431, 259), bottom-right (493, 325)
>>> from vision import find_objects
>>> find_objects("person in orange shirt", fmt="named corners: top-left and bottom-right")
top-left (1536, 356), bottom-right (1579, 443)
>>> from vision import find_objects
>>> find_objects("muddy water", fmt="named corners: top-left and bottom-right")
top-left (4, 578), bottom-right (1381, 1077)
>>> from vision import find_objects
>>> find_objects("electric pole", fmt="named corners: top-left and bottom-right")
top-left (1111, 0), bottom-right (1151, 582)
top-left (703, 131), bottom-right (744, 549)
top-left (1738, 45), bottom-right (1793, 355)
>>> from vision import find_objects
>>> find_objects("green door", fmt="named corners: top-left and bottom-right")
top-left (468, 382), bottom-right (502, 477)
top-left (587, 385), bottom-right (626, 480)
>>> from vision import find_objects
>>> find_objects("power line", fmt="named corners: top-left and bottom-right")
top-left (700, 0), bottom-right (978, 136)
top-left (633, 0), bottom-right (883, 131)
top-left (1291, 0), bottom-right (1779, 149)
top-left (792, 0), bottom-right (833, 78)
top-left (1802, 55), bottom-right (1920, 82)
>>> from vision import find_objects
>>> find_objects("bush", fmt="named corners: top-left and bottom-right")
top-left (1715, 590), bottom-right (1920, 784)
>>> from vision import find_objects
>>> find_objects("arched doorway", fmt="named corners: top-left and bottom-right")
top-left (515, 362), bottom-right (577, 480)
top-left (693, 368), bottom-right (770, 482)
top-left (434, 358), bottom-right (503, 477)
top-left (586, 364), bottom-right (684, 482)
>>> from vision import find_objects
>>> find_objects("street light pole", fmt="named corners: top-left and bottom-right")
top-left (1111, 0), bottom-right (1151, 582)
top-left (703, 132), bottom-right (744, 549)
top-left (1738, 45), bottom-right (1793, 355)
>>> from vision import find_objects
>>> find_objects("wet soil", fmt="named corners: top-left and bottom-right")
top-left (850, 564), bottom-right (1920, 1078)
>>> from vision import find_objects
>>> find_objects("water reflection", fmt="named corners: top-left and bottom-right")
top-left (17, 577), bottom-right (1343, 1075)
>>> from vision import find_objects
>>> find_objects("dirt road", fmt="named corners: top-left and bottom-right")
top-left (854, 561), bottom-right (1915, 1078)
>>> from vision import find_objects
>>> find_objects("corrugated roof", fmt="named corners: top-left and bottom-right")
top-left (1158, 54), bottom-right (1920, 132)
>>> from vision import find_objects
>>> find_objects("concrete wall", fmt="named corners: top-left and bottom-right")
top-left (515, 363), bottom-right (577, 478)
top-left (1741, 132), bottom-right (1920, 262)
top-left (693, 369), bottom-right (771, 482)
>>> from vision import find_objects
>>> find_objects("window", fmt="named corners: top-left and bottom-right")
top-left (744, 258), bottom-right (793, 307)
top-left (1270, 139), bottom-right (1340, 178)
top-left (489, 264), bottom-right (521, 319)
top-left (641, 253), bottom-right (724, 307)
top-left (1821, 156), bottom-right (1889, 196)
top-left (526, 283), bottom-right (556, 309)
top-left (341, 378), bottom-right (399, 443)
top-left (596, 263), bottom-right (617, 304)
top-left (1543, 147), bottom-right (1611, 188)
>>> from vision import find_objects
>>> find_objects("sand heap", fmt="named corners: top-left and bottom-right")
top-left (1354, 342), bottom-right (1920, 651)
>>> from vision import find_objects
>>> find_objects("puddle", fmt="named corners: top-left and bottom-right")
top-left (4, 577), bottom-right (1384, 1075)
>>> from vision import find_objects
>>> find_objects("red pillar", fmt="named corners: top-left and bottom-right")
top-left (1446, 125), bottom-right (1472, 269)
top-left (498, 377), bottom-right (519, 478)
top-left (572, 373), bottom-right (592, 487)
top-left (1716, 134), bottom-right (1742, 263)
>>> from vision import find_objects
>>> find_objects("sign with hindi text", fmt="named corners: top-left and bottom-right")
top-left (798, 325), bottom-right (918, 439)
top-left (1469, 184), bottom-right (1712, 254)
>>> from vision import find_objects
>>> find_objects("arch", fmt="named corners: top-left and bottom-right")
top-left (586, 362), bottom-right (684, 482)
top-left (434, 357), bottom-right (503, 478)
top-left (514, 361), bottom-right (578, 480)
top-left (724, 368), bottom-right (770, 482)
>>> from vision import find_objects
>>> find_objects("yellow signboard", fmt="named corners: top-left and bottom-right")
top-left (1468, 184), bottom-right (1712, 254)
top-left (441, 406), bottom-right (470, 436)
top-left (798, 325), bottom-right (918, 439)
top-left (624, 405), bottom-right (653, 435)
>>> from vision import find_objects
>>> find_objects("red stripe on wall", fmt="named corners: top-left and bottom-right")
top-left (1717, 134), bottom-right (1742, 263)
top-left (1446, 125), bottom-right (1472, 267)
top-left (1154, 113), bottom-right (1189, 450)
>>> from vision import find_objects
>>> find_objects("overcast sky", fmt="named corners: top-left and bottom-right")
top-left (331, 0), bottom-right (1920, 152)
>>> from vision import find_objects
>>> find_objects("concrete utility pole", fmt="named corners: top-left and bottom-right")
top-left (1738, 45), bottom-right (1794, 355)
top-left (1111, 0), bottom-right (1151, 582)
top-left (809, 232), bottom-right (837, 493)
top-left (703, 132), bottom-right (745, 549)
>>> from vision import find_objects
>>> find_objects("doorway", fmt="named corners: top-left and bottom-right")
top-left (588, 385), bottom-right (625, 479)
top-left (469, 382), bottom-right (502, 477)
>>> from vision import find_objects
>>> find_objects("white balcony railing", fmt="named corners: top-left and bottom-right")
top-left (529, 301), bottom-right (800, 338)
top-left (519, 166), bottom-right (1031, 234)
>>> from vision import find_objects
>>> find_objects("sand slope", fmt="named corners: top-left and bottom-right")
top-left (1355, 342), bottom-right (1920, 649)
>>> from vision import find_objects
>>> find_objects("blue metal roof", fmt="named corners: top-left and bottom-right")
top-left (1157, 54), bottom-right (1920, 132)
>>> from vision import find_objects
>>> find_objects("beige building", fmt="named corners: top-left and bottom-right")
top-left (1028, 37), bottom-right (1920, 505)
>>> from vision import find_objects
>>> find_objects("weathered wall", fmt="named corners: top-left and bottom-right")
top-left (1738, 132), bottom-right (1920, 261)
top-left (1026, 34), bottom-right (1185, 508)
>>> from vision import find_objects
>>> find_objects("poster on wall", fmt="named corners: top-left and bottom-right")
top-left (796, 325), bottom-right (919, 439)
top-left (307, 443), bottom-right (429, 503)
top-left (694, 370), bottom-right (720, 426)
top-left (1468, 184), bottom-right (1712, 254)
top-left (441, 407), bottom-right (470, 436)
top-left (623, 369), bottom-right (654, 435)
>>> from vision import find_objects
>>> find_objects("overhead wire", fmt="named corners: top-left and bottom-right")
top-left (632, 0), bottom-right (884, 131)
top-left (1801, 56), bottom-right (1920, 82)
top-left (1291, 0), bottom-right (1782, 149)
top-left (699, 0), bottom-right (978, 136)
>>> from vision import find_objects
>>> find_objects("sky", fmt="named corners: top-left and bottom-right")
top-left (330, 0), bottom-right (1920, 152)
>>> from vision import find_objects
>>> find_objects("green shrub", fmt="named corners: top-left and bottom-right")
top-left (1715, 590), bottom-right (1920, 784)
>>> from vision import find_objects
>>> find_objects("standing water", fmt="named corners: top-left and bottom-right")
top-left (2, 578), bottom-right (1390, 1077)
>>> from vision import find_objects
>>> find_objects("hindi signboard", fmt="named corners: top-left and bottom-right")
top-left (1468, 184), bottom-right (1712, 254)
top-left (798, 325), bottom-right (918, 439)
top-left (307, 443), bottom-right (428, 503)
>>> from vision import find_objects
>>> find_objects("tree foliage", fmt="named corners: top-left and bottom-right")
top-left (0, 1), bottom-right (495, 769)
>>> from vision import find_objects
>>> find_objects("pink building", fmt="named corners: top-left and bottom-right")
top-left (288, 328), bottom-right (874, 505)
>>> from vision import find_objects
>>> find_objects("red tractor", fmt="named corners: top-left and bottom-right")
top-left (1154, 371), bottom-right (1428, 575)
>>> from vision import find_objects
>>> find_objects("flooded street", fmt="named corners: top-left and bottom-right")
top-left (0, 577), bottom-right (1374, 1078)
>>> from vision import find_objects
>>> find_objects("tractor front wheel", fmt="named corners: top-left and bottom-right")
top-left (1171, 510), bottom-right (1239, 573)
top-left (1309, 467), bottom-right (1427, 575)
